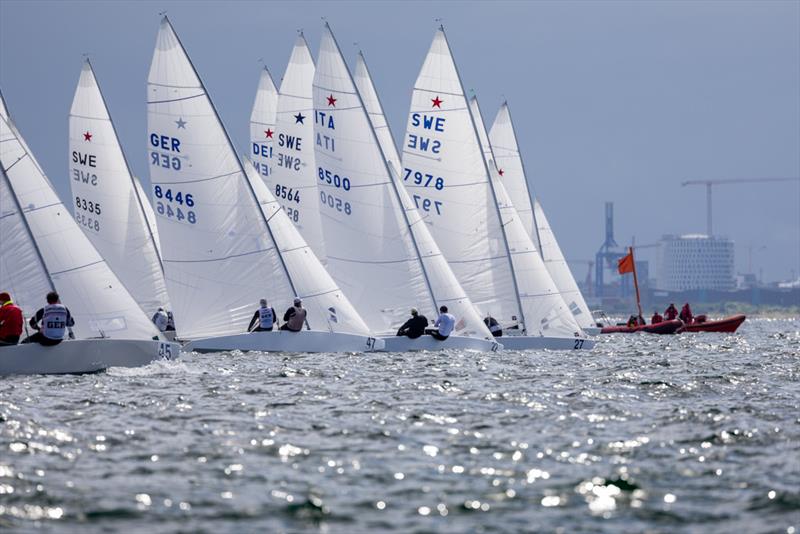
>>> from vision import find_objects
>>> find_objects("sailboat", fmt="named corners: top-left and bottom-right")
top-left (264, 35), bottom-right (327, 262)
top-left (487, 101), bottom-right (597, 334)
top-left (401, 27), bottom-right (593, 350)
top-left (0, 92), bottom-right (180, 375)
top-left (310, 24), bottom-right (498, 352)
top-left (68, 58), bottom-right (171, 321)
top-left (147, 17), bottom-right (381, 353)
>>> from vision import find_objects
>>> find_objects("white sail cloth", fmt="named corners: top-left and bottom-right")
top-left (249, 67), bottom-right (278, 186)
top-left (402, 28), bottom-right (582, 338)
top-left (488, 102), bottom-right (595, 329)
top-left (267, 36), bottom-right (327, 261)
top-left (0, 98), bottom-right (161, 341)
top-left (69, 59), bottom-right (170, 317)
top-left (146, 17), bottom-right (368, 340)
top-left (350, 45), bottom-right (492, 337)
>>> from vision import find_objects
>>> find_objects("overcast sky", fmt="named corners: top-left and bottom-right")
top-left (1, 0), bottom-right (798, 283)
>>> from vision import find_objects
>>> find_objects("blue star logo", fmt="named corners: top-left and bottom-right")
top-left (175, 117), bottom-right (187, 129)
top-left (294, 113), bottom-right (305, 124)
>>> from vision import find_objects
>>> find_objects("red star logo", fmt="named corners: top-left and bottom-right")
top-left (431, 96), bottom-right (443, 108)
top-left (83, 131), bottom-right (92, 142)
top-left (327, 94), bottom-right (337, 107)
top-left (498, 168), bottom-right (505, 176)
top-left (265, 129), bottom-right (274, 139)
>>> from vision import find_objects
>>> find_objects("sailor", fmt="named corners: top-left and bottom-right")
top-left (280, 298), bottom-right (307, 332)
top-left (249, 298), bottom-right (277, 332)
top-left (651, 310), bottom-right (663, 325)
top-left (679, 302), bottom-right (694, 324)
top-left (0, 292), bottom-right (24, 346)
top-left (627, 315), bottom-right (638, 328)
top-left (165, 311), bottom-right (176, 331)
top-left (483, 314), bottom-right (503, 337)
top-left (22, 291), bottom-right (75, 346)
top-left (396, 308), bottom-right (428, 339)
top-left (151, 307), bottom-right (169, 332)
top-left (664, 303), bottom-right (678, 321)
top-left (425, 305), bottom-right (455, 341)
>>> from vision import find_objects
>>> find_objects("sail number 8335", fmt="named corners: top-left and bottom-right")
top-left (153, 185), bottom-right (197, 224)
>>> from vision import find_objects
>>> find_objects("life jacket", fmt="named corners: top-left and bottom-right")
top-left (42, 304), bottom-right (68, 340)
top-left (152, 311), bottom-right (168, 332)
top-left (286, 306), bottom-right (307, 331)
top-left (258, 306), bottom-right (275, 329)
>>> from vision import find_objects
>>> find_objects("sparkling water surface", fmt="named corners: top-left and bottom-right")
top-left (1, 318), bottom-right (798, 533)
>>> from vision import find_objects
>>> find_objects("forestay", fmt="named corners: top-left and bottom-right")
top-left (0, 105), bottom-right (161, 341)
top-left (268, 35), bottom-right (327, 261)
top-left (352, 46), bottom-right (492, 337)
top-left (402, 28), bottom-right (581, 337)
top-left (249, 67), bottom-right (278, 187)
top-left (146, 17), bottom-right (369, 340)
top-left (69, 59), bottom-right (170, 318)
top-left (489, 102), bottom-right (595, 329)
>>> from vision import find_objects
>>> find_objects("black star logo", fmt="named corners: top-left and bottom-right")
top-left (294, 113), bottom-right (305, 124)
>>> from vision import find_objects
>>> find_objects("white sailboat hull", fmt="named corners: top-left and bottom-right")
top-left (499, 336), bottom-right (595, 351)
top-left (583, 327), bottom-right (602, 336)
top-left (0, 339), bottom-right (180, 375)
top-left (380, 335), bottom-right (502, 352)
top-left (183, 330), bottom-right (384, 353)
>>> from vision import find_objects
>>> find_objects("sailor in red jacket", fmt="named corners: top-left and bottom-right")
top-left (664, 303), bottom-right (678, 321)
top-left (0, 292), bottom-right (24, 346)
top-left (651, 310), bottom-right (664, 325)
top-left (679, 302), bottom-right (694, 324)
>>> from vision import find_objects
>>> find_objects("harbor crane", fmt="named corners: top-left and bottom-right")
top-left (681, 177), bottom-right (800, 236)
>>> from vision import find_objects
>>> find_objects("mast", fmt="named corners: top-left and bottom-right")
top-left (163, 16), bottom-right (306, 326)
top-left (629, 246), bottom-right (643, 320)
top-left (0, 158), bottom-right (57, 294)
top-left (502, 100), bottom-right (543, 254)
top-left (353, 45), bottom-right (439, 314)
top-left (442, 27), bottom-right (527, 333)
top-left (86, 58), bottom-right (166, 273)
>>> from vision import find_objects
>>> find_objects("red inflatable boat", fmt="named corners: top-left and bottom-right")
top-left (677, 314), bottom-right (746, 333)
top-left (600, 319), bottom-right (682, 335)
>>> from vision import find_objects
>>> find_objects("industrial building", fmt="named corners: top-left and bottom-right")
top-left (655, 234), bottom-right (735, 291)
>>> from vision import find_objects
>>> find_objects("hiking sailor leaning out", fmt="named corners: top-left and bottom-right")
top-left (152, 307), bottom-right (168, 332)
top-left (249, 298), bottom-right (277, 332)
top-left (280, 298), bottom-right (307, 332)
top-left (396, 308), bottom-right (429, 339)
top-left (425, 305), bottom-right (456, 341)
top-left (22, 291), bottom-right (75, 346)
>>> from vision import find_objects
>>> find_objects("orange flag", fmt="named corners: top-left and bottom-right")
top-left (618, 251), bottom-right (634, 274)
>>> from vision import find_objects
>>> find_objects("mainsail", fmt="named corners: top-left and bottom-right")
top-left (146, 17), bottom-right (369, 340)
top-left (489, 102), bottom-right (595, 329)
top-left (402, 28), bottom-right (582, 337)
top-left (69, 59), bottom-right (170, 317)
top-left (268, 35), bottom-right (327, 261)
top-left (249, 66), bottom-right (278, 186)
top-left (351, 45), bottom-right (492, 337)
top-left (311, 25), bottom-right (489, 337)
top-left (0, 96), bottom-right (161, 341)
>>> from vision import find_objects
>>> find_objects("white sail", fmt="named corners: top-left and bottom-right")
top-left (146, 17), bottom-right (369, 340)
top-left (489, 102), bottom-right (595, 329)
top-left (133, 175), bottom-right (162, 253)
top-left (0, 106), bottom-right (161, 341)
top-left (351, 47), bottom-right (492, 337)
top-left (268, 35), bottom-right (327, 260)
top-left (249, 66), bottom-right (278, 186)
top-left (69, 59), bottom-right (170, 318)
top-left (402, 28), bottom-right (582, 337)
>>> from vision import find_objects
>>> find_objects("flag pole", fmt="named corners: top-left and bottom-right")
top-left (629, 246), bottom-right (643, 320)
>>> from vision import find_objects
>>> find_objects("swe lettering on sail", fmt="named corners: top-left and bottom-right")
top-left (407, 113), bottom-right (445, 154)
top-left (276, 134), bottom-right (303, 171)
top-left (71, 151), bottom-right (98, 186)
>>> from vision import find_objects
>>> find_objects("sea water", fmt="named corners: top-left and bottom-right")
top-left (1, 318), bottom-right (798, 532)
